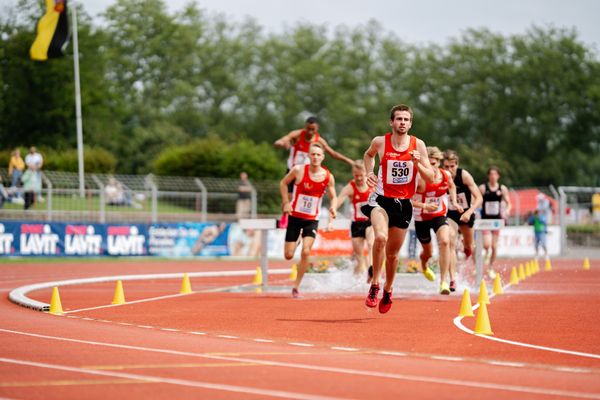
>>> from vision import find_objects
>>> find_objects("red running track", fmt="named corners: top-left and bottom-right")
top-left (1, 258), bottom-right (599, 399)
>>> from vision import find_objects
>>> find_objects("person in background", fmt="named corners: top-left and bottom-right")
top-left (0, 176), bottom-right (9, 208)
top-left (21, 167), bottom-right (41, 210)
top-left (25, 146), bottom-right (44, 201)
top-left (236, 171), bottom-right (253, 220)
top-left (528, 209), bottom-right (548, 259)
top-left (8, 148), bottom-right (25, 199)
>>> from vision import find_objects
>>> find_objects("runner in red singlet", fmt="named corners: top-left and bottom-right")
top-left (412, 147), bottom-right (459, 294)
top-left (279, 143), bottom-right (337, 297)
top-left (335, 160), bottom-right (374, 278)
top-left (361, 104), bottom-right (435, 313)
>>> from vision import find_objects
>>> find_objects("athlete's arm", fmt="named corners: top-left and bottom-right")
top-left (319, 137), bottom-right (354, 166)
top-left (274, 129), bottom-right (302, 150)
top-left (462, 170), bottom-right (482, 220)
top-left (363, 136), bottom-right (383, 188)
top-left (413, 138), bottom-right (435, 183)
top-left (279, 166), bottom-right (302, 214)
top-left (335, 183), bottom-right (353, 211)
top-left (326, 174), bottom-right (338, 223)
top-left (501, 185), bottom-right (512, 216)
top-left (446, 170), bottom-right (461, 212)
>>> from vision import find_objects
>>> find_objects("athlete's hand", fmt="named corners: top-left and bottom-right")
top-left (366, 172), bottom-right (377, 187)
top-left (454, 203), bottom-right (464, 214)
top-left (424, 203), bottom-right (438, 212)
top-left (274, 139), bottom-right (290, 149)
top-left (329, 207), bottom-right (337, 220)
top-left (282, 202), bottom-right (292, 215)
top-left (460, 209), bottom-right (472, 223)
top-left (410, 150), bottom-right (421, 164)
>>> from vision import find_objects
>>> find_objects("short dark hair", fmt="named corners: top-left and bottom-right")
top-left (487, 166), bottom-right (501, 176)
top-left (305, 116), bottom-right (318, 124)
top-left (389, 104), bottom-right (413, 121)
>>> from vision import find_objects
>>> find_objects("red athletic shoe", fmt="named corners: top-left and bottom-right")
top-left (291, 288), bottom-right (299, 298)
top-left (365, 284), bottom-right (380, 308)
top-left (379, 289), bottom-right (393, 313)
top-left (449, 280), bottom-right (456, 292)
top-left (464, 247), bottom-right (472, 259)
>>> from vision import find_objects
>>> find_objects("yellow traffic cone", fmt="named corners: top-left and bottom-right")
top-left (478, 280), bottom-right (490, 305)
top-left (252, 266), bottom-right (262, 285)
top-left (518, 263), bottom-right (526, 280)
top-left (474, 302), bottom-right (493, 335)
top-left (290, 264), bottom-right (298, 281)
top-left (532, 259), bottom-right (539, 274)
top-left (493, 273), bottom-right (503, 295)
top-left (49, 286), bottom-right (63, 315)
top-left (459, 289), bottom-right (474, 317)
top-left (583, 257), bottom-right (590, 271)
top-left (525, 261), bottom-right (532, 278)
top-left (509, 267), bottom-right (519, 285)
top-left (112, 280), bottom-right (126, 305)
top-left (545, 258), bottom-right (552, 271)
top-left (180, 273), bottom-right (192, 294)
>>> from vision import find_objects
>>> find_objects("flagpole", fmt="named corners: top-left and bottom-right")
top-left (71, 1), bottom-right (85, 198)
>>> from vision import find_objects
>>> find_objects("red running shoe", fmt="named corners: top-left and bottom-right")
top-left (449, 280), bottom-right (456, 292)
top-left (365, 284), bottom-right (380, 308)
top-left (464, 247), bottom-right (472, 259)
top-left (379, 289), bottom-right (393, 313)
top-left (291, 288), bottom-right (299, 298)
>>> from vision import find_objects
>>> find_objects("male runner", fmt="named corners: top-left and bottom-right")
top-left (335, 160), bottom-right (374, 279)
top-left (412, 147), bottom-right (459, 294)
top-left (442, 150), bottom-right (482, 289)
top-left (479, 166), bottom-right (511, 272)
top-left (361, 104), bottom-right (434, 313)
top-left (274, 116), bottom-right (353, 228)
top-left (280, 143), bottom-right (337, 298)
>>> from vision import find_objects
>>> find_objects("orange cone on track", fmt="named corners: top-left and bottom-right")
top-left (49, 286), bottom-right (63, 315)
top-left (545, 258), bottom-right (552, 271)
top-left (493, 273), bottom-right (503, 295)
top-left (474, 302), bottom-right (493, 335)
top-left (112, 280), bottom-right (126, 305)
top-left (253, 266), bottom-right (262, 285)
top-left (518, 263), bottom-right (526, 280)
top-left (478, 280), bottom-right (490, 305)
top-left (583, 257), bottom-right (591, 271)
top-left (459, 289), bottom-right (474, 317)
top-left (180, 273), bottom-right (192, 294)
top-left (510, 267), bottom-right (519, 285)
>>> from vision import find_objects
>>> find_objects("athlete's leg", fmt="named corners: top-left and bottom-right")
top-left (482, 231), bottom-right (492, 263)
top-left (351, 237), bottom-right (367, 274)
top-left (489, 230), bottom-right (500, 267)
top-left (447, 219), bottom-right (459, 282)
top-left (461, 225), bottom-right (474, 258)
top-left (370, 207), bottom-right (389, 287)
top-left (294, 236), bottom-right (315, 290)
top-left (436, 225), bottom-right (451, 285)
top-left (383, 227), bottom-right (407, 292)
top-left (366, 225), bottom-right (374, 267)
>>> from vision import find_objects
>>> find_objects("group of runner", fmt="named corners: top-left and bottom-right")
top-left (274, 104), bottom-right (511, 309)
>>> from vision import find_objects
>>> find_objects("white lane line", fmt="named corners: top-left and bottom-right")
top-left (487, 361), bottom-right (526, 368)
top-left (288, 343), bottom-right (314, 348)
top-left (253, 338), bottom-right (274, 343)
top-left (81, 317), bottom-right (94, 321)
top-left (377, 351), bottom-right (407, 357)
top-left (161, 328), bottom-right (179, 332)
top-left (216, 335), bottom-right (238, 339)
top-left (137, 325), bottom-right (154, 329)
top-left (118, 323), bottom-right (134, 326)
top-left (64, 293), bottom-right (190, 314)
top-left (189, 332), bottom-right (206, 336)
top-left (430, 356), bottom-right (464, 362)
top-left (330, 347), bottom-right (359, 352)
top-left (453, 283), bottom-right (600, 360)
top-left (1, 328), bottom-right (598, 399)
top-left (0, 357), bottom-right (345, 400)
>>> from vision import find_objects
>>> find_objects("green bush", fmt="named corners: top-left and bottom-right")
top-left (44, 147), bottom-right (117, 173)
top-left (567, 224), bottom-right (600, 234)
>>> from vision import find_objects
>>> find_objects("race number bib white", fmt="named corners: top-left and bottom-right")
top-left (386, 160), bottom-right (413, 185)
top-left (485, 201), bottom-right (500, 216)
top-left (294, 151), bottom-right (309, 165)
top-left (295, 194), bottom-right (318, 215)
top-left (424, 197), bottom-right (442, 214)
top-left (355, 201), bottom-right (368, 219)
top-left (449, 192), bottom-right (468, 210)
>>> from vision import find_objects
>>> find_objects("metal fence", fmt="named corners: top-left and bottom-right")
top-left (0, 169), bottom-right (285, 223)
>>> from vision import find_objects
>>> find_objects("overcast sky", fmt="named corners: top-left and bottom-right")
top-left (4, 0), bottom-right (599, 48)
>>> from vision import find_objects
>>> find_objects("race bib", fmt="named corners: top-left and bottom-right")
top-left (485, 201), bottom-right (500, 216)
top-left (449, 192), bottom-right (469, 210)
top-left (294, 151), bottom-right (309, 165)
top-left (295, 194), bottom-right (318, 215)
top-left (355, 201), bottom-right (368, 219)
top-left (386, 160), bottom-right (413, 185)
top-left (424, 197), bottom-right (442, 214)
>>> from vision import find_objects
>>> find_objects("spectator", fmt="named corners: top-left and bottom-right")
top-left (236, 171), bottom-right (253, 219)
top-left (528, 209), bottom-right (548, 259)
top-left (21, 167), bottom-right (41, 210)
top-left (0, 175), bottom-right (9, 208)
top-left (8, 148), bottom-right (25, 199)
top-left (25, 146), bottom-right (44, 201)
top-left (105, 177), bottom-right (141, 208)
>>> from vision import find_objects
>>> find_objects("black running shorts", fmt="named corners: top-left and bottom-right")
top-left (285, 215), bottom-right (319, 242)
top-left (360, 193), bottom-right (413, 229)
top-left (415, 216), bottom-right (449, 244)
top-left (447, 210), bottom-right (475, 227)
top-left (350, 220), bottom-right (372, 238)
